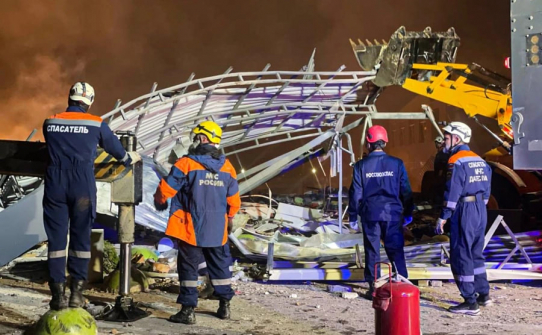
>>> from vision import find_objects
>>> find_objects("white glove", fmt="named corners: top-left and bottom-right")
top-left (435, 218), bottom-right (446, 235)
top-left (127, 151), bottom-right (142, 165)
top-left (349, 220), bottom-right (359, 232)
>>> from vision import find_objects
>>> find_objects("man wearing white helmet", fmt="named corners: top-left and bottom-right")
top-left (42, 82), bottom-right (141, 310)
top-left (435, 121), bottom-right (492, 316)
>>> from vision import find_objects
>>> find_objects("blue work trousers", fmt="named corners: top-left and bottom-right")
top-left (450, 199), bottom-right (490, 304)
top-left (362, 220), bottom-right (408, 283)
top-left (43, 166), bottom-right (96, 283)
top-left (176, 240), bottom-right (234, 307)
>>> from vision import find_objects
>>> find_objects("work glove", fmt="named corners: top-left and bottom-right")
top-left (435, 218), bottom-right (446, 235)
top-left (127, 152), bottom-right (142, 165)
top-left (403, 216), bottom-right (413, 227)
top-left (227, 217), bottom-right (234, 235)
top-left (153, 193), bottom-right (168, 211)
top-left (349, 220), bottom-right (359, 232)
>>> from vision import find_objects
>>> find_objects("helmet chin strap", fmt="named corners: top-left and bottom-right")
top-left (443, 135), bottom-right (460, 154)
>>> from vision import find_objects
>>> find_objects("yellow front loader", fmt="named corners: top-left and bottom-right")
top-left (350, 26), bottom-right (542, 225)
top-left (350, 26), bottom-right (513, 143)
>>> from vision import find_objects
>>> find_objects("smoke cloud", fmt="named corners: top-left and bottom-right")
top-left (0, 0), bottom-right (510, 191)
top-left (0, 0), bottom-right (333, 140)
top-left (1, 55), bottom-right (85, 140)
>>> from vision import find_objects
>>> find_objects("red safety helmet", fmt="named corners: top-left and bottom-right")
top-left (366, 125), bottom-right (388, 143)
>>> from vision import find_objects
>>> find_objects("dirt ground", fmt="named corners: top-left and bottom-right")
top-left (0, 277), bottom-right (541, 335)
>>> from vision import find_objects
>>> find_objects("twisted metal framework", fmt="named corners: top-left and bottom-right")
top-left (103, 60), bottom-right (380, 164)
top-left (102, 54), bottom-right (443, 196)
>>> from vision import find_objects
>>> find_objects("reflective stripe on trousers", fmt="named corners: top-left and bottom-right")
top-left (450, 201), bottom-right (490, 304)
top-left (176, 240), bottom-right (235, 307)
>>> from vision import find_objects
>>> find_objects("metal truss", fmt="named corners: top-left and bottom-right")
top-left (0, 176), bottom-right (41, 210)
top-left (103, 53), bottom-right (380, 164)
top-left (103, 66), bottom-right (442, 175)
top-left (0, 54), bottom-right (447, 268)
top-left (101, 55), bottom-right (445, 202)
top-left (0, 131), bottom-right (43, 211)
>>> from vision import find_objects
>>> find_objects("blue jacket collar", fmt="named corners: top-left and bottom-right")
top-left (451, 144), bottom-right (470, 154)
top-left (66, 106), bottom-right (87, 113)
top-left (187, 144), bottom-right (226, 173)
top-left (369, 150), bottom-right (386, 156)
top-left (188, 153), bottom-right (226, 173)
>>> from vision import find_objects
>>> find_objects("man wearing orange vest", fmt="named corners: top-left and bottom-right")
top-left (154, 120), bottom-right (241, 324)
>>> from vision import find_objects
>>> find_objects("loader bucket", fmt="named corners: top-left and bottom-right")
top-left (350, 26), bottom-right (460, 87)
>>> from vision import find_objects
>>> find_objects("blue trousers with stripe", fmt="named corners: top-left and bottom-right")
top-left (43, 166), bottom-right (95, 283)
top-left (450, 200), bottom-right (490, 304)
top-left (176, 240), bottom-right (234, 307)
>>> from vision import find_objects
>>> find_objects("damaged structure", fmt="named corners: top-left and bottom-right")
top-left (2, 19), bottom-right (542, 289)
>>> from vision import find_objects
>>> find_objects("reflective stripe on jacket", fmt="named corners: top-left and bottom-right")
top-left (155, 148), bottom-right (241, 247)
top-left (439, 145), bottom-right (492, 221)
top-left (43, 106), bottom-right (128, 168)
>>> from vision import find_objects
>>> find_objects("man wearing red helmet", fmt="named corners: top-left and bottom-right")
top-left (348, 125), bottom-right (413, 299)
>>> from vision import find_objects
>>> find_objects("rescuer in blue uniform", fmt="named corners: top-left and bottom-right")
top-left (154, 120), bottom-right (241, 325)
top-left (43, 82), bottom-right (141, 310)
top-left (348, 125), bottom-right (413, 299)
top-left (435, 122), bottom-right (492, 315)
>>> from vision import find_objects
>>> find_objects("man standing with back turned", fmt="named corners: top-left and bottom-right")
top-left (348, 125), bottom-right (413, 300)
top-left (435, 122), bottom-right (492, 316)
top-left (43, 82), bottom-right (141, 310)
top-left (154, 120), bottom-right (241, 325)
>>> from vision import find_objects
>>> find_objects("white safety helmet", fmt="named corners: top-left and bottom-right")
top-left (442, 121), bottom-right (472, 143)
top-left (69, 82), bottom-right (95, 106)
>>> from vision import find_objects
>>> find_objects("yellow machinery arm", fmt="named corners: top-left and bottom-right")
top-left (402, 62), bottom-right (513, 139)
top-left (350, 26), bottom-right (514, 140)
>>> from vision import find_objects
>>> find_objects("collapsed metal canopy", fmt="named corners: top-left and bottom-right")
top-left (102, 53), bottom-right (442, 196)
top-left (103, 53), bottom-right (380, 165)
top-left (0, 53), bottom-right (442, 267)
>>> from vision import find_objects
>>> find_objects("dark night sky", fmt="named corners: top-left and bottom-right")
top-left (0, 0), bottom-right (511, 192)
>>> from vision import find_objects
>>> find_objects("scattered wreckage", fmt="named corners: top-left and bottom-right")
top-left (1, 54), bottom-right (541, 290)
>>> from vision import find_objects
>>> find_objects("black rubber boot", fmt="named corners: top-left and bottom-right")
top-left (365, 282), bottom-right (375, 301)
top-left (69, 280), bottom-right (86, 308)
top-left (48, 282), bottom-right (68, 310)
top-left (217, 299), bottom-right (231, 320)
top-left (169, 306), bottom-right (196, 324)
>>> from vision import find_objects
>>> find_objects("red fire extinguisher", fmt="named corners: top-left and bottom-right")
top-left (372, 262), bottom-right (420, 335)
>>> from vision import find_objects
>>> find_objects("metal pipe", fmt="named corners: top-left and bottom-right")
top-left (266, 242), bottom-right (275, 274)
top-left (267, 265), bottom-right (542, 281)
top-left (342, 132), bottom-right (356, 164)
top-left (338, 136), bottom-right (343, 234)
top-left (421, 104), bottom-right (443, 138)
top-left (119, 243), bottom-right (131, 296)
top-left (360, 116), bottom-right (369, 158)
top-left (472, 115), bottom-right (512, 153)
top-left (117, 205), bottom-right (135, 296)
top-left (25, 129), bottom-right (37, 141)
